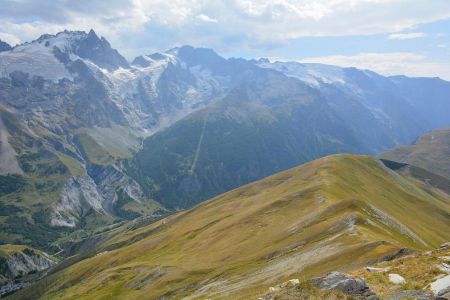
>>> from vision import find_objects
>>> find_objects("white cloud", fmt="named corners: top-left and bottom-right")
top-left (1, 0), bottom-right (450, 52)
top-left (299, 52), bottom-right (450, 80)
top-left (0, 32), bottom-right (21, 46)
top-left (388, 32), bottom-right (426, 40)
top-left (0, 0), bottom-right (449, 81)
top-left (196, 14), bottom-right (218, 23)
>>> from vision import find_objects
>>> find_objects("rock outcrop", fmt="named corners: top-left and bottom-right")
top-left (311, 272), bottom-right (379, 299)
top-left (388, 273), bottom-right (406, 285)
top-left (0, 246), bottom-right (56, 278)
top-left (0, 245), bottom-right (56, 297)
top-left (431, 275), bottom-right (450, 299)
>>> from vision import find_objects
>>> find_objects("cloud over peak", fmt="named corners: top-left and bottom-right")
top-left (0, 0), bottom-right (449, 80)
top-left (2, 0), bottom-right (450, 50)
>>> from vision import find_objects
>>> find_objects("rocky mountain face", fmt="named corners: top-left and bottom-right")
top-left (0, 245), bottom-right (55, 278)
top-left (0, 29), bottom-right (449, 250)
top-left (0, 30), bottom-right (165, 249)
top-left (0, 244), bottom-right (56, 297)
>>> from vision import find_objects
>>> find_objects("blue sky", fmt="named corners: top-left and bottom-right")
top-left (1, 0), bottom-right (449, 79)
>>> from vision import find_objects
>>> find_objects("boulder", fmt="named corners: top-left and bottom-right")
top-left (311, 271), bottom-right (378, 299)
top-left (389, 274), bottom-right (406, 285)
top-left (440, 242), bottom-right (450, 250)
top-left (431, 275), bottom-right (450, 298)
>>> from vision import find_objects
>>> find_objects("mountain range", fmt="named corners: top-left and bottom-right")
top-left (0, 29), bottom-right (449, 250)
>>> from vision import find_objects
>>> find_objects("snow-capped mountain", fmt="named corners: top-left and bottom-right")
top-left (126, 56), bottom-right (450, 208)
top-left (0, 30), bottom-right (449, 249)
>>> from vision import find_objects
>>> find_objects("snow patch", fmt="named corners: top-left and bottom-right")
top-left (0, 41), bottom-right (72, 81)
top-left (259, 61), bottom-right (347, 87)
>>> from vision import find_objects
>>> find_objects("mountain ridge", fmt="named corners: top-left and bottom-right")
top-left (379, 127), bottom-right (450, 180)
top-left (0, 29), bottom-right (449, 250)
top-left (13, 154), bottom-right (450, 299)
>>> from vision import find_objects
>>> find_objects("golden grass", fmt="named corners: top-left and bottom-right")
top-left (352, 247), bottom-right (450, 298)
top-left (0, 244), bottom-right (28, 257)
top-left (17, 154), bottom-right (450, 300)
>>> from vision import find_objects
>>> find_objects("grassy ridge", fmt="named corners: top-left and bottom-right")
top-left (380, 127), bottom-right (450, 180)
top-left (18, 154), bottom-right (450, 299)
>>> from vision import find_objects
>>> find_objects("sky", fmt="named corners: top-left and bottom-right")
top-left (1, 0), bottom-right (450, 80)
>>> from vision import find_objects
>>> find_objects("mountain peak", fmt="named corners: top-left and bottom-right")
top-left (28, 29), bottom-right (128, 71)
top-left (74, 32), bottom-right (129, 71)
top-left (0, 39), bottom-right (12, 52)
top-left (88, 29), bottom-right (98, 38)
top-left (257, 57), bottom-right (270, 64)
top-left (171, 45), bottom-right (226, 68)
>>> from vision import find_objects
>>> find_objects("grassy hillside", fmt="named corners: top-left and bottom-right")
top-left (0, 110), bottom-right (74, 251)
top-left (0, 108), bottom-right (161, 251)
top-left (126, 79), bottom-right (367, 209)
top-left (18, 154), bottom-right (450, 299)
top-left (75, 133), bottom-right (115, 166)
top-left (379, 127), bottom-right (450, 180)
top-left (259, 245), bottom-right (450, 300)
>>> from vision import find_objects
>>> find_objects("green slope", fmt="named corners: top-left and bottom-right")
top-left (379, 127), bottom-right (450, 180)
top-left (0, 108), bottom-right (161, 251)
top-left (126, 79), bottom-right (367, 209)
top-left (0, 109), bottom-right (75, 251)
top-left (19, 155), bottom-right (450, 299)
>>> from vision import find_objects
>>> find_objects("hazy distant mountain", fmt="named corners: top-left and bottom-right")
top-left (126, 57), bottom-right (450, 209)
top-left (380, 127), bottom-right (450, 180)
top-left (126, 71), bottom-right (368, 208)
top-left (0, 40), bottom-right (11, 52)
top-left (0, 30), bottom-right (449, 249)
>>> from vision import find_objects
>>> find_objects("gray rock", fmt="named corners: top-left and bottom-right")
top-left (389, 273), bottom-right (406, 285)
top-left (311, 271), bottom-right (378, 299)
top-left (2, 248), bottom-right (56, 278)
top-left (437, 286), bottom-right (450, 299)
top-left (436, 291), bottom-right (450, 300)
top-left (440, 242), bottom-right (450, 249)
top-left (0, 281), bottom-right (31, 298)
top-left (431, 275), bottom-right (450, 296)
top-left (386, 290), bottom-right (432, 300)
